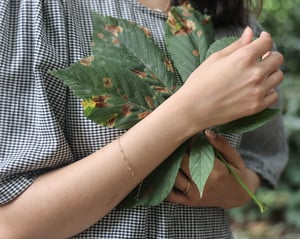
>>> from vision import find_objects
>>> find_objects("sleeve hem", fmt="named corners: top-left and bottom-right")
top-left (0, 175), bottom-right (36, 205)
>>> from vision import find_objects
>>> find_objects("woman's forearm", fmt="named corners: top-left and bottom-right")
top-left (0, 96), bottom-right (202, 239)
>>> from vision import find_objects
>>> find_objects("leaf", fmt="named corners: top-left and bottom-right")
top-left (92, 12), bottom-right (181, 96)
top-left (165, 4), bottom-right (214, 82)
top-left (51, 58), bottom-right (166, 129)
top-left (206, 36), bottom-right (259, 59)
top-left (206, 37), bottom-right (238, 58)
top-left (50, 7), bottom-right (278, 210)
top-left (189, 133), bottom-right (215, 197)
top-left (214, 108), bottom-right (280, 134)
top-left (118, 139), bottom-right (191, 208)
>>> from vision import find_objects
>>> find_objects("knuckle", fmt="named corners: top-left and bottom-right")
top-left (211, 163), bottom-right (228, 182)
top-left (250, 68), bottom-right (264, 81)
top-left (276, 70), bottom-right (284, 83)
top-left (241, 45), bottom-right (256, 60)
top-left (214, 170), bottom-right (227, 183)
top-left (210, 50), bottom-right (223, 59)
top-left (247, 100), bottom-right (262, 115)
top-left (251, 85), bottom-right (264, 98)
top-left (267, 93), bottom-right (279, 107)
top-left (241, 48), bottom-right (253, 60)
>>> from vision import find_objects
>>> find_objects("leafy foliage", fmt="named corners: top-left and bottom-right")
top-left (165, 5), bottom-right (214, 81)
top-left (50, 3), bottom-right (278, 209)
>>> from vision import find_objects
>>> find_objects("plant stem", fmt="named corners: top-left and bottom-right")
top-left (214, 150), bottom-right (267, 213)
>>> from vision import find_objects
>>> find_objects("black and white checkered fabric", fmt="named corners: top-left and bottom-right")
top-left (0, 0), bottom-right (288, 238)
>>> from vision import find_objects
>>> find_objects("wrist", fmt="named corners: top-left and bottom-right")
top-left (165, 87), bottom-right (214, 136)
top-left (154, 92), bottom-right (205, 139)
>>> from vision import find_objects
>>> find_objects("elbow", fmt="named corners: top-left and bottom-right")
top-left (0, 223), bottom-right (26, 239)
top-left (0, 227), bottom-right (15, 239)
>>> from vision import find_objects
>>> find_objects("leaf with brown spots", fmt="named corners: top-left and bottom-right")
top-left (91, 13), bottom-right (181, 95)
top-left (50, 6), bottom-right (278, 211)
top-left (165, 4), bottom-right (214, 81)
top-left (80, 55), bottom-right (95, 67)
top-left (51, 56), bottom-right (165, 129)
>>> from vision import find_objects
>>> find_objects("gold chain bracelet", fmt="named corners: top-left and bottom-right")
top-left (117, 137), bottom-right (143, 201)
top-left (117, 137), bottom-right (142, 184)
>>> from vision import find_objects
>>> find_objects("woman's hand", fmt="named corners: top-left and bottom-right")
top-left (172, 27), bottom-right (284, 133)
top-left (166, 130), bottom-right (261, 208)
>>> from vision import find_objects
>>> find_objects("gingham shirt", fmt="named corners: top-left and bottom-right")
top-left (0, 0), bottom-right (288, 238)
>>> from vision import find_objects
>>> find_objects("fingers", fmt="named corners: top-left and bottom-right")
top-left (259, 51), bottom-right (284, 107)
top-left (167, 154), bottom-right (192, 204)
top-left (204, 129), bottom-right (244, 169)
top-left (260, 51), bottom-right (284, 76)
top-left (215, 26), bottom-right (253, 57)
top-left (166, 189), bottom-right (189, 204)
top-left (264, 69), bottom-right (284, 96)
top-left (243, 31), bottom-right (274, 61)
top-left (180, 153), bottom-right (191, 178)
top-left (215, 28), bottom-right (274, 62)
top-left (173, 169), bottom-right (191, 195)
top-left (262, 89), bottom-right (279, 109)
top-left (269, 68), bottom-right (284, 85)
top-left (166, 167), bottom-right (191, 204)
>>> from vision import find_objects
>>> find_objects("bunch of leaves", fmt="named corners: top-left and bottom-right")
top-left (50, 3), bottom-right (278, 212)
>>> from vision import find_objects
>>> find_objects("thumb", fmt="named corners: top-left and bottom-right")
top-left (217, 26), bottom-right (253, 57)
top-left (204, 129), bottom-right (243, 168)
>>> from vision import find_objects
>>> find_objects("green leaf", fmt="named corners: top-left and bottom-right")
top-left (50, 7), bottom-right (280, 210)
top-left (51, 58), bottom-right (166, 129)
top-left (206, 37), bottom-right (238, 58)
top-left (165, 4), bottom-right (214, 82)
top-left (206, 36), bottom-right (259, 59)
top-left (118, 139), bottom-right (191, 208)
top-left (214, 108), bottom-right (280, 134)
top-left (50, 55), bottom-right (106, 100)
top-left (189, 133), bottom-right (215, 197)
top-left (92, 12), bottom-right (181, 95)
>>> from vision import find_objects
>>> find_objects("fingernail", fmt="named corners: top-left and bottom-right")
top-left (241, 26), bottom-right (251, 38)
top-left (205, 129), bottom-right (217, 140)
top-left (262, 51), bottom-right (272, 60)
top-left (260, 31), bottom-right (270, 38)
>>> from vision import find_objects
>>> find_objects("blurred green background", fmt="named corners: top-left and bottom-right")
top-left (229, 0), bottom-right (300, 238)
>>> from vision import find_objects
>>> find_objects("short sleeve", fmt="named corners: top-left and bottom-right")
top-left (0, 0), bottom-right (92, 204)
top-left (239, 110), bottom-right (289, 188)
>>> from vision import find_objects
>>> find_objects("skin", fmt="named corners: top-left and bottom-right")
top-left (137, 0), bottom-right (172, 12)
top-left (168, 129), bottom-right (261, 208)
top-left (0, 7), bottom-right (284, 239)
